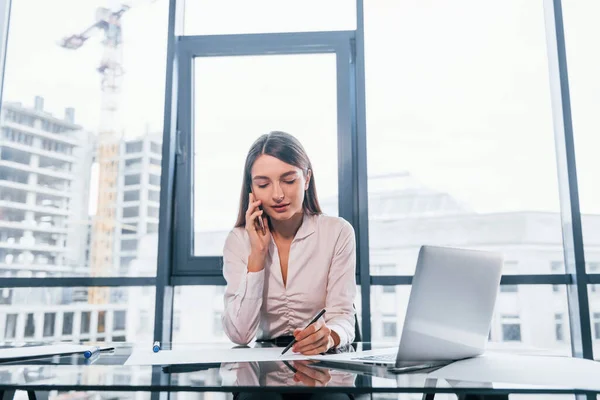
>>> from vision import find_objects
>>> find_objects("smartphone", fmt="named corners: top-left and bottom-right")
top-left (251, 190), bottom-right (266, 235)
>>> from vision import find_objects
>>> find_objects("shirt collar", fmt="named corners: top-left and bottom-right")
top-left (293, 213), bottom-right (317, 241)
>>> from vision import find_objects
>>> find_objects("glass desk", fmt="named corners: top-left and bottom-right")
top-left (0, 342), bottom-right (597, 399)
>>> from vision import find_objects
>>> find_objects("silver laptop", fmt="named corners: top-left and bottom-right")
top-left (322, 245), bottom-right (503, 372)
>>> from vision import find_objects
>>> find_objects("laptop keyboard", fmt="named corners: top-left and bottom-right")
top-left (352, 353), bottom-right (396, 362)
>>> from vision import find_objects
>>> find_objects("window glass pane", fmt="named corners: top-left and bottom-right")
top-left (113, 310), bottom-right (126, 331)
top-left (562, 2), bottom-right (600, 274)
top-left (62, 311), bottom-right (74, 335)
top-left (382, 319), bottom-right (397, 338)
top-left (124, 174), bottom-right (142, 186)
top-left (121, 239), bottom-right (138, 252)
top-left (122, 206), bottom-right (139, 218)
top-left (501, 315), bottom-right (522, 342)
top-left (43, 312), bottom-right (56, 337)
top-left (173, 286), bottom-right (229, 342)
top-left (24, 313), bottom-right (35, 337)
top-left (183, 0), bottom-right (355, 35)
top-left (123, 190), bottom-right (140, 202)
top-left (365, 1), bottom-right (561, 275)
top-left (0, 287), bottom-right (153, 342)
top-left (370, 286), bottom-right (410, 346)
top-left (124, 157), bottom-right (143, 168)
top-left (126, 141), bottom-right (143, 154)
top-left (80, 311), bottom-right (91, 334)
top-left (372, 285), bottom-right (571, 355)
top-left (0, 0), bottom-right (167, 277)
top-left (4, 314), bottom-right (17, 339)
top-left (193, 54), bottom-right (339, 256)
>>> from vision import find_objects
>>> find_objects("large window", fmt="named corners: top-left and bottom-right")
top-left (1, 0), bottom-right (598, 361)
top-left (365, 1), bottom-right (561, 278)
top-left (0, 1), bottom-right (168, 338)
top-left (192, 54), bottom-right (339, 256)
top-left (562, 2), bottom-right (600, 274)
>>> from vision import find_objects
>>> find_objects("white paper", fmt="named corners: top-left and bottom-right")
top-left (124, 347), bottom-right (312, 366)
top-left (429, 352), bottom-right (600, 391)
top-left (0, 344), bottom-right (109, 361)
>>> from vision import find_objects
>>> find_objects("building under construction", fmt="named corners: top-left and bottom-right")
top-left (0, 96), bottom-right (92, 281)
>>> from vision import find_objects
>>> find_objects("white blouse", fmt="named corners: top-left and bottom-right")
top-left (222, 213), bottom-right (357, 347)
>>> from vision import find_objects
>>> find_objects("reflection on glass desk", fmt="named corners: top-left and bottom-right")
top-left (0, 342), bottom-right (597, 398)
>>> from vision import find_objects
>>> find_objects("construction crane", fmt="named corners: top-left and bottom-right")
top-left (59, 4), bottom-right (131, 304)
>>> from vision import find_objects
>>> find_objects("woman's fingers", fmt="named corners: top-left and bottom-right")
top-left (245, 210), bottom-right (263, 231)
top-left (298, 336), bottom-right (330, 355)
top-left (245, 200), bottom-right (262, 217)
top-left (294, 329), bottom-right (325, 353)
top-left (293, 322), bottom-right (331, 353)
top-left (293, 318), bottom-right (324, 343)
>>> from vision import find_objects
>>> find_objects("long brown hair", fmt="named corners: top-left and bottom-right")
top-left (234, 131), bottom-right (322, 228)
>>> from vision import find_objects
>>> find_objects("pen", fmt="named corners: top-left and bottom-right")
top-left (83, 346), bottom-right (100, 359)
top-left (280, 309), bottom-right (326, 356)
top-left (153, 341), bottom-right (161, 353)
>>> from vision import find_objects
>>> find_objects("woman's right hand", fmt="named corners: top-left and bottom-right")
top-left (245, 192), bottom-right (271, 258)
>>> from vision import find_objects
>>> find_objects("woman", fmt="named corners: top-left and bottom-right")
top-left (222, 131), bottom-right (357, 355)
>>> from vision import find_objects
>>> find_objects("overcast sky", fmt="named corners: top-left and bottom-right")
top-left (2, 0), bottom-right (599, 235)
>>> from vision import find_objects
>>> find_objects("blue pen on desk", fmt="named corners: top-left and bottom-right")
top-left (153, 341), bottom-right (161, 353)
top-left (83, 346), bottom-right (100, 359)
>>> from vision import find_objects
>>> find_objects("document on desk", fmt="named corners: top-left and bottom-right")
top-left (125, 347), bottom-right (311, 366)
top-left (0, 344), bottom-right (113, 362)
top-left (429, 352), bottom-right (600, 391)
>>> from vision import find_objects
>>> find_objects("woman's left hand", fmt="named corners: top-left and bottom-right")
top-left (292, 318), bottom-right (338, 355)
